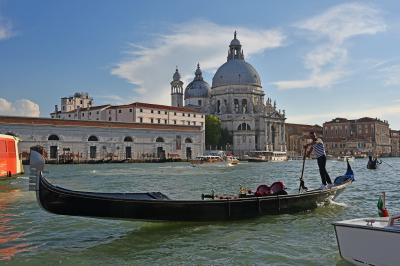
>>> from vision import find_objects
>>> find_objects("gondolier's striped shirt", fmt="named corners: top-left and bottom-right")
top-left (312, 138), bottom-right (326, 158)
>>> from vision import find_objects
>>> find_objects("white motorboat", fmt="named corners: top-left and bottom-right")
top-left (333, 214), bottom-right (400, 266)
top-left (337, 155), bottom-right (355, 162)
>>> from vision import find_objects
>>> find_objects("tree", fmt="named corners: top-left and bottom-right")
top-left (205, 115), bottom-right (221, 148)
top-left (219, 127), bottom-right (233, 149)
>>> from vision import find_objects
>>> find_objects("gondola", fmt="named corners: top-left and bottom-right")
top-left (29, 150), bottom-right (354, 222)
top-left (367, 156), bottom-right (381, 170)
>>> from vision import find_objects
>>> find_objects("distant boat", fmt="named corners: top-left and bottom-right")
top-left (367, 156), bottom-right (381, 169)
top-left (333, 214), bottom-right (400, 266)
top-left (247, 151), bottom-right (287, 162)
top-left (226, 156), bottom-right (240, 165)
top-left (337, 156), bottom-right (355, 162)
top-left (189, 155), bottom-right (224, 165)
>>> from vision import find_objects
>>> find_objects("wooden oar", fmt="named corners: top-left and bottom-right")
top-left (298, 149), bottom-right (308, 193)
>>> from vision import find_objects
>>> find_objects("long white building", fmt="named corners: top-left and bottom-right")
top-left (0, 116), bottom-right (203, 163)
top-left (51, 97), bottom-right (205, 129)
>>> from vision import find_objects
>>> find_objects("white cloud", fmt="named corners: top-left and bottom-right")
top-left (0, 98), bottom-right (40, 117)
top-left (0, 16), bottom-right (13, 41)
top-left (274, 3), bottom-right (386, 90)
top-left (111, 20), bottom-right (285, 105)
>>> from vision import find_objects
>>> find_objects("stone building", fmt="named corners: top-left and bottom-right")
top-left (51, 97), bottom-right (205, 129)
top-left (323, 117), bottom-right (391, 156)
top-left (171, 32), bottom-right (287, 156)
top-left (285, 123), bottom-right (323, 158)
top-left (390, 130), bottom-right (400, 157)
top-left (0, 116), bottom-right (203, 162)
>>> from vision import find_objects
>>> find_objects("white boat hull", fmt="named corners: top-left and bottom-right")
top-left (334, 218), bottom-right (400, 266)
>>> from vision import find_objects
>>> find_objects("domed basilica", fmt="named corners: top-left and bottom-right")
top-left (171, 32), bottom-right (286, 155)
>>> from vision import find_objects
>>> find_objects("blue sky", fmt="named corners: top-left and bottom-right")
top-left (1, 0), bottom-right (400, 128)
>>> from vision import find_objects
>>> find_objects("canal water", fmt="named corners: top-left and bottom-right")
top-left (1, 159), bottom-right (399, 265)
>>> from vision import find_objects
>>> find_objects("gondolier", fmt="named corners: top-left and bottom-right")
top-left (304, 131), bottom-right (333, 190)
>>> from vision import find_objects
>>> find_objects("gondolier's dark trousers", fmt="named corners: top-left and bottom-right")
top-left (317, 155), bottom-right (332, 185)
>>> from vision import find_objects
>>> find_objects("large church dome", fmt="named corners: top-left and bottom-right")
top-left (184, 63), bottom-right (211, 99)
top-left (212, 32), bottom-right (261, 88)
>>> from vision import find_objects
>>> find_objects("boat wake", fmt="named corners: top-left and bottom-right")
top-left (328, 199), bottom-right (348, 207)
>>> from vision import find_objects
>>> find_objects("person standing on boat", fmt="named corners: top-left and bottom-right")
top-left (304, 132), bottom-right (333, 189)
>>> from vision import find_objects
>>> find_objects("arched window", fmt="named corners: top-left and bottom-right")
top-left (156, 137), bottom-right (164, 143)
top-left (88, 135), bottom-right (98, 141)
top-left (124, 136), bottom-right (133, 142)
top-left (185, 137), bottom-right (192, 143)
top-left (48, 134), bottom-right (60, 141)
top-left (234, 99), bottom-right (239, 113)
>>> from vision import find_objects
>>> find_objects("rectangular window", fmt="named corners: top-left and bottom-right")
top-left (96, 111), bottom-right (99, 114)
top-left (129, 109), bottom-right (132, 112)
top-left (187, 121), bottom-right (190, 125)
top-left (158, 110), bottom-right (161, 114)
top-left (194, 114), bottom-right (196, 118)
top-left (174, 120), bottom-right (177, 125)
top-left (164, 119), bottom-right (167, 124)
top-left (151, 118), bottom-right (154, 123)
top-left (118, 110), bottom-right (122, 113)
top-left (165, 111), bottom-right (167, 115)
top-left (188, 113), bottom-right (190, 117)
top-left (89, 112), bottom-right (91, 115)
top-left (139, 117), bottom-right (143, 123)
top-left (151, 110), bottom-right (154, 113)
top-left (82, 113), bottom-right (85, 116)
top-left (158, 119), bottom-right (161, 124)
top-left (174, 112), bottom-right (177, 116)
top-left (140, 109), bottom-right (143, 112)
top-left (182, 113), bottom-right (185, 116)
top-left (68, 114), bottom-right (71, 118)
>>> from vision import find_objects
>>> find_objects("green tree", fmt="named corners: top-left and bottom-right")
top-left (219, 127), bottom-right (233, 149)
top-left (205, 115), bottom-right (221, 148)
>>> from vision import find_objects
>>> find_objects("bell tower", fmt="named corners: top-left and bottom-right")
top-left (171, 67), bottom-right (184, 107)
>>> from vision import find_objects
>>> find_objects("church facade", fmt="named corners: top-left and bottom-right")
top-left (171, 32), bottom-right (287, 156)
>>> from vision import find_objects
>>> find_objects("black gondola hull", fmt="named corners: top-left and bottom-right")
top-left (37, 175), bottom-right (351, 222)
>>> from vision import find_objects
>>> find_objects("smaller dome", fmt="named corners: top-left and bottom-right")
top-left (173, 67), bottom-right (181, 81)
top-left (184, 63), bottom-right (211, 99)
top-left (230, 31), bottom-right (241, 46)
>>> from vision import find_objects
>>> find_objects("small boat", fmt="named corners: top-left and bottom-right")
top-left (225, 156), bottom-right (239, 165)
top-left (367, 156), bottom-right (381, 169)
top-left (333, 214), bottom-right (399, 266)
top-left (247, 151), bottom-right (287, 162)
top-left (337, 155), bottom-right (355, 162)
top-left (0, 134), bottom-right (24, 178)
top-left (189, 155), bottom-right (224, 165)
top-left (29, 149), bottom-right (354, 222)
